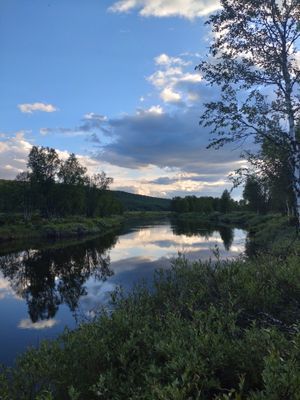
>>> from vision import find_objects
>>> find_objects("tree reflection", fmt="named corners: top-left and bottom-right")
top-left (171, 219), bottom-right (215, 238)
top-left (0, 234), bottom-right (117, 322)
top-left (171, 218), bottom-right (235, 251)
top-left (219, 226), bottom-right (234, 251)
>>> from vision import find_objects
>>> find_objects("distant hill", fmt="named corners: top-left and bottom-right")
top-left (0, 179), bottom-right (171, 213)
top-left (112, 190), bottom-right (171, 211)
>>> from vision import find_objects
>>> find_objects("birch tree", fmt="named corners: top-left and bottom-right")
top-left (197, 0), bottom-right (300, 223)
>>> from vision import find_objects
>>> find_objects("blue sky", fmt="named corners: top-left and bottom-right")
top-left (0, 0), bottom-right (245, 198)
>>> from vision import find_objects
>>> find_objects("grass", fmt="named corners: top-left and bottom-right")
top-left (0, 214), bottom-right (124, 242)
top-left (2, 246), bottom-right (300, 399)
top-left (175, 210), bottom-right (271, 227)
top-left (0, 211), bottom-right (170, 243)
top-left (124, 211), bottom-right (173, 219)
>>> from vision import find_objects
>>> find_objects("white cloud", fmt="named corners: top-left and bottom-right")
top-left (40, 128), bottom-right (49, 136)
top-left (18, 102), bottom-right (57, 114)
top-left (155, 53), bottom-right (191, 66)
top-left (0, 277), bottom-right (14, 300)
top-left (84, 112), bottom-right (108, 121)
top-left (0, 132), bottom-right (102, 180)
top-left (148, 53), bottom-right (202, 105)
top-left (0, 132), bottom-right (33, 179)
top-left (149, 67), bottom-right (183, 89)
top-left (187, 92), bottom-right (199, 102)
top-left (0, 130), bottom-right (240, 198)
top-left (136, 105), bottom-right (165, 116)
top-left (8, 52), bottom-right (247, 199)
top-left (160, 87), bottom-right (181, 103)
top-left (146, 105), bottom-right (164, 114)
top-left (0, 132), bottom-right (170, 196)
top-left (29, 52), bottom-right (243, 198)
top-left (180, 73), bottom-right (202, 84)
top-left (109, 0), bottom-right (220, 19)
top-left (18, 318), bottom-right (59, 330)
top-left (0, 142), bottom-right (9, 152)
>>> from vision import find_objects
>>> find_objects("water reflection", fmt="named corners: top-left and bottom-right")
top-left (0, 219), bottom-right (247, 365)
top-left (219, 226), bottom-right (234, 251)
top-left (0, 222), bottom-right (243, 324)
top-left (0, 233), bottom-right (117, 322)
top-left (171, 219), bottom-right (235, 252)
top-left (171, 218), bottom-right (216, 237)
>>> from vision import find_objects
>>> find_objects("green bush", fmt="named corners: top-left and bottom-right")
top-left (2, 253), bottom-right (300, 399)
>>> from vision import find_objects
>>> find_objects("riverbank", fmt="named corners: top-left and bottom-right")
top-left (176, 211), bottom-right (297, 252)
top-left (0, 211), bottom-right (295, 249)
top-left (175, 210), bottom-right (279, 227)
top-left (0, 214), bottom-right (124, 242)
top-left (2, 246), bottom-right (300, 399)
top-left (125, 211), bottom-right (173, 218)
top-left (0, 211), bottom-right (174, 243)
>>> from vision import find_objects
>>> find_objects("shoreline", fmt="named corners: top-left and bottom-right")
top-left (0, 215), bottom-right (125, 243)
top-left (0, 211), bottom-right (293, 251)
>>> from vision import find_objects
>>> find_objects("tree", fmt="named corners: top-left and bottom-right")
top-left (15, 171), bottom-right (32, 220)
top-left (9, 147), bottom-right (120, 219)
top-left (219, 189), bottom-right (232, 214)
top-left (197, 0), bottom-right (300, 224)
top-left (258, 135), bottom-right (295, 215)
top-left (57, 153), bottom-right (88, 216)
top-left (85, 172), bottom-right (113, 217)
top-left (27, 146), bottom-right (61, 217)
top-left (243, 176), bottom-right (268, 214)
top-left (232, 131), bottom-right (295, 215)
top-left (88, 172), bottom-right (113, 191)
top-left (219, 226), bottom-right (234, 250)
top-left (28, 146), bottom-right (60, 184)
top-left (58, 153), bottom-right (87, 186)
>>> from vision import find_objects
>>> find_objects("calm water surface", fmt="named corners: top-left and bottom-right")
top-left (0, 219), bottom-right (246, 365)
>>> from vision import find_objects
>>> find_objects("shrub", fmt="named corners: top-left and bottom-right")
top-left (1, 253), bottom-right (300, 399)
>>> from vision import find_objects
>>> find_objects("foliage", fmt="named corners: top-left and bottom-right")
top-left (219, 190), bottom-right (233, 214)
top-left (171, 193), bottom-right (238, 214)
top-left (85, 173), bottom-right (114, 218)
top-left (252, 134), bottom-right (295, 215)
top-left (58, 153), bottom-right (87, 186)
top-left (28, 146), bottom-right (61, 185)
top-left (0, 181), bottom-right (172, 219)
top-left (197, 0), bottom-right (300, 223)
top-left (0, 214), bottom-right (123, 242)
top-left (0, 231), bottom-right (118, 324)
top-left (0, 146), bottom-right (123, 220)
top-left (243, 176), bottom-right (268, 214)
top-left (234, 131), bottom-right (297, 216)
top-left (2, 249), bottom-right (300, 399)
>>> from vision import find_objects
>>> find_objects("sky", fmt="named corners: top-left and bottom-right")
top-left (0, 0), bottom-right (246, 199)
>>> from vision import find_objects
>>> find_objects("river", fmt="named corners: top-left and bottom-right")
top-left (0, 217), bottom-right (247, 365)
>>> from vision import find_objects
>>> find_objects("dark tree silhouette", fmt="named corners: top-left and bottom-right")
top-left (197, 0), bottom-right (300, 224)
top-left (0, 233), bottom-right (117, 322)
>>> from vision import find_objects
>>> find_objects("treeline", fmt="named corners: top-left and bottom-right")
top-left (243, 170), bottom-right (295, 217)
top-left (171, 190), bottom-right (239, 214)
top-left (172, 171), bottom-right (296, 217)
top-left (0, 146), bottom-right (123, 219)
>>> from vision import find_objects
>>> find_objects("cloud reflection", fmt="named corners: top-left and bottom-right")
top-left (18, 318), bottom-right (59, 330)
top-left (109, 225), bottom-right (246, 265)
